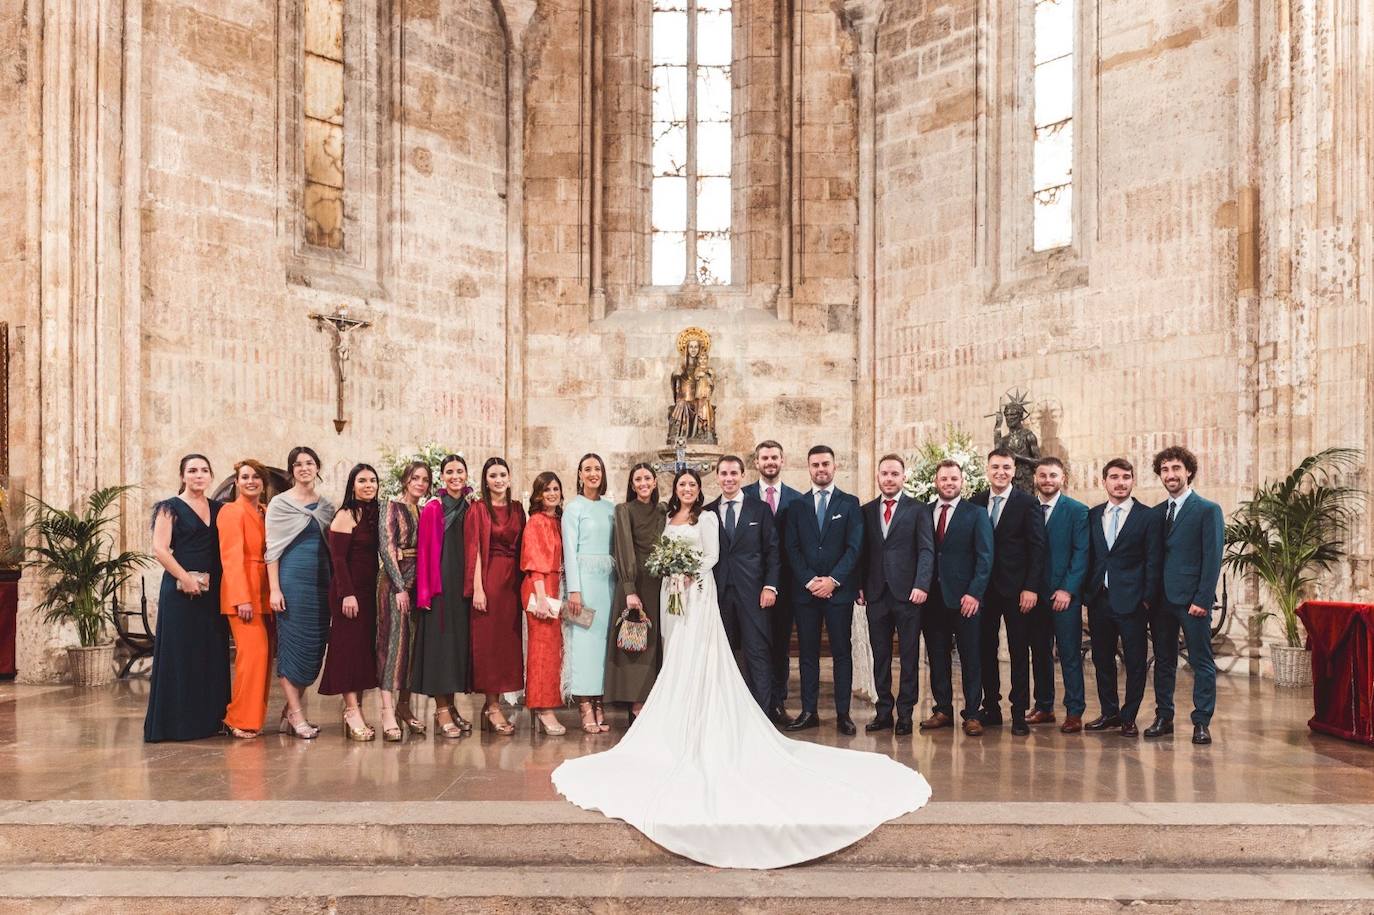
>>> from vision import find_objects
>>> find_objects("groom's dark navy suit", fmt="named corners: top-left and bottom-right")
top-left (706, 493), bottom-right (780, 709)
top-left (784, 486), bottom-right (864, 717)
top-left (1085, 497), bottom-right (1160, 725)
top-left (745, 479), bottom-right (804, 710)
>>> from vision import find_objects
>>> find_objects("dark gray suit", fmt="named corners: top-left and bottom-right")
top-left (706, 493), bottom-right (781, 709)
top-left (859, 493), bottom-right (935, 721)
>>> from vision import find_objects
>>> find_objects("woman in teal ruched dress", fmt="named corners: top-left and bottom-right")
top-left (562, 453), bottom-right (617, 733)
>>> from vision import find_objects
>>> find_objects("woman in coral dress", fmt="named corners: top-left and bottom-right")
top-left (521, 472), bottom-right (566, 736)
top-left (217, 459), bottom-right (273, 738)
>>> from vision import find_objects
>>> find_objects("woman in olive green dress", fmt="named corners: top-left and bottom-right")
top-left (604, 463), bottom-right (667, 721)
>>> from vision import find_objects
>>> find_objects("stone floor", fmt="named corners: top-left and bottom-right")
top-left (0, 662), bottom-right (1369, 804)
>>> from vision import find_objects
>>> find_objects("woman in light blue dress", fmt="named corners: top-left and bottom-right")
top-left (562, 453), bottom-right (617, 733)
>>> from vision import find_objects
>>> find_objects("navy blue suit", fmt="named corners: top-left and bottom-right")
top-left (1086, 498), bottom-right (1161, 724)
top-left (1152, 490), bottom-right (1224, 727)
top-left (969, 487), bottom-right (1046, 720)
top-left (922, 499), bottom-right (994, 720)
top-left (1029, 495), bottom-right (1090, 717)
top-left (783, 487), bottom-right (864, 716)
top-left (745, 479), bottom-right (803, 709)
top-left (859, 493), bottom-right (935, 721)
top-left (706, 494), bottom-right (780, 709)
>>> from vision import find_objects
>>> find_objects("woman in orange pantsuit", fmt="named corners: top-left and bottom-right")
top-left (218, 460), bottom-right (273, 738)
top-left (522, 472), bottom-right (566, 736)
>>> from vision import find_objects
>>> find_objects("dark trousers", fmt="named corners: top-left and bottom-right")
top-left (1150, 600), bottom-right (1217, 726)
top-left (922, 591), bottom-right (982, 720)
top-left (795, 596), bottom-right (853, 716)
top-left (1030, 597), bottom-right (1087, 716)
top-left (866, 587), bottom-right (922, 721)
top-left (978, 591), bottom-right (1032, 718)
top-left (719, 584), bottom-right (773, 711)
top-left (1087, 590), bottom-right (1148, 723)
top-left (769, 591), bottom-right (794, 709)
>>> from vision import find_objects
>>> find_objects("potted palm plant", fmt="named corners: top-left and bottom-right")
top-left (24, 486), bottom-right (147, 687)
top-left (1223, 448), bottom-right (1362, 688)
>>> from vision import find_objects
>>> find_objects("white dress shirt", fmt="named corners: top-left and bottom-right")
top-left (932, 495), bottom-right (961, 528)
top-left (1038, 491), bottom-right (1061, 521)
top-left (811, 485), bottom-right (836, 514)
top-left (1102, 498), bottom-right (1133, 587)
top-left (1166, 487), bottom-right (1193, 518)
top-left (986, 485), bottom-right (1012, 527)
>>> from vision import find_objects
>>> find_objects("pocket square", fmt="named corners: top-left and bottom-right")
top-left (831, 513), bottom-right (842, 520)
top-left (748, 521), bottom-right (759, 526)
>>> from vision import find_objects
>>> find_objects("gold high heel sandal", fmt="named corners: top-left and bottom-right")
top-left (535, 712), bottom-right (567, 736)
top-left (224, 722), bottom-right (259, 740)
top-left (278, 708), bottom-right (319, 740)
top-left (592, 698), bottom-right (611, 733)
top-left (447, 705), bottom-right (472, 733)
top-left (434, 708), bottom-right (464, 739)
top-left (342, 707), bottom-right (376, 742)
top-left (399, 706), bottom-right (427, 737)
top-left (578, 701), bottom-right (600, 734)
top-left (481, 706), bottom-right (515, 735)
top-left (378, 702), bottom-right (404, 742)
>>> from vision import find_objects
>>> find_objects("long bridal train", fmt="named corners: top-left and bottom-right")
top-left (552, 512), bottom-right (931, 870)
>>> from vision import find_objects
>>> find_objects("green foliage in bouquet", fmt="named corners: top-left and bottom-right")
top-left (645, 534), bottom-right (704, 616)
top-left (378, 442), bottom-right (459, 501)
top-left (903, 425), bottom-right (988, 502)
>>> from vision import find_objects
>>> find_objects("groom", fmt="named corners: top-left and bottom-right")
top-left (783, 445), bottom-right (864, 735)
top-left (706, 455), bottom-right (781, 710)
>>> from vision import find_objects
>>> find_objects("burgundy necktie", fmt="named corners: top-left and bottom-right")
top-left (936, 503), bottom-right (949, 544)
top-left (766, 486), bottom-right (777, 514)
top-left (883, 499), bottom-right (895, 524)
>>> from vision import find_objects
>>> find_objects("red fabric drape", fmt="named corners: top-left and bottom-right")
top-left (1297, 601), bottom-right (1374, 746)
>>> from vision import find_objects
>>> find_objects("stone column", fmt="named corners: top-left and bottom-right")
top-left (844, 0), bottom-right (881, 498)
top-left (498, 0), bottom-right (537, 479)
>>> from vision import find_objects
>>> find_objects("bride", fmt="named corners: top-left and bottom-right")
top-left (552, 469), bottom-right (931, 869)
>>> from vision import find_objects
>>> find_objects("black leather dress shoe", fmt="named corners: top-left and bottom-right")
top-left (785, 711), bottom-right (820, 731)
top-left (836, 715), bottom-right (857, 736)
top-left (768, 706), bottom-right (789, 726)
top-left (1121, 721), bottom-right (1139, 738)
top-left (894, 718), bottom-right (913, 736)
top-left (1192, 724), bottom-right (1212, 745)
top-left (979, 708), bottom-right (1004, 727)
top-left (1143, 716), bottom-right (1174, 739)
top-left (865, 715), bottom-right (894, 733)
top-left (1011, 717), bottom-right (1030, 736)
top-left (1085, 714), bottom-right (1123, 732)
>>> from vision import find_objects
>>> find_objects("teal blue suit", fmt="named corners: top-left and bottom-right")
top-left (1152, 490), bottom-right (1224, 727)
top-left (1030, 495), bottom-right (1090, 716)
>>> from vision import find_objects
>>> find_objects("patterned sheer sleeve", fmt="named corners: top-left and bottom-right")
top-left (377, 501), bottom-right (406, 593)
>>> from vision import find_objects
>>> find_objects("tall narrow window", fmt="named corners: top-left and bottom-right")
top-left (1031, 0), bottom-right (1073, 252)
top-left (303, 0), bottom-right (345, 250)
top-left (651, 0), bottom-right (732, 286)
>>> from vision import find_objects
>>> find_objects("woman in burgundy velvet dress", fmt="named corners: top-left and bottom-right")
top-left (465, 457), bottom-right (526, 734)
top-left (319, 464), bottom-right (381, 740)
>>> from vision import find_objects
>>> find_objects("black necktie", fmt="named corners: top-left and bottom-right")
top-left (725, 499), bottom-right (737, 537)
top-left (1165, 500), bottom-right (1176, 535)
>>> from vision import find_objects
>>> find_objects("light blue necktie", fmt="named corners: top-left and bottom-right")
top-left (990, 495), bottom-right (1004, 527)
top-left (815, 490), bottom-right (829, 529)
top-left (1107, 505), bottom-right (1122, 548)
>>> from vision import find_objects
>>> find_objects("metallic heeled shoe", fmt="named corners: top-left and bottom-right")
top-left (591, 698), bottom-right (610, 733)
top-left (399, 708), bottom-right (426, 737)
top-left (577, 701), bottom-right (600, 734)
top-left (434, 709), bottom-right (464, 739)
top-left (223, 722), bottom-right (259, 740)
top-left (535, 713), bottom-right (567, 736)
top-left (481, 706), bottom-right (515, 735)
top-left (342, 708), bottom-right (375, 742)
top-left (447, 705), bottom-right (472, 733)
top-left (278, 709), bottom-right (319, 740)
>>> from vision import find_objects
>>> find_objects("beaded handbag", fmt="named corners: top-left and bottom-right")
top-left (616, 608), bottom-right (651, 653)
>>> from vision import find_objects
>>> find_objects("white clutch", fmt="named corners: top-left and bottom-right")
top-left (525, 593), bottom-right (561, 619)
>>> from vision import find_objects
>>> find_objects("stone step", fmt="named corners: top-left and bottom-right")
top-left (0, 800), bottom-right (1370, 871)
top-left (1, 865), bottom-right (1373, 914)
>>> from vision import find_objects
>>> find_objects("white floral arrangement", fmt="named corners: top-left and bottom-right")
top-left (903, 425), bottom-right (988, 502)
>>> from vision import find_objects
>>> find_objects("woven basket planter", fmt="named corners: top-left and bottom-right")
top-left (1270, 643), bottom-right (1313, 689)
top-left (67, 644), bottom-right (116, 688)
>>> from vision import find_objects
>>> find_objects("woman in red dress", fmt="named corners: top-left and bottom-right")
top-left (521, 472), bottom-right (566, 736)
top-left (465, 457), bottom-right (526, 734)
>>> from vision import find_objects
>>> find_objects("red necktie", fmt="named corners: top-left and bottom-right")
top-left (766, 486), bottom-right (777, 514)
top-left (936, 503), bottom-right (949, 544)
top-left (883, 499), bottom-right (895, 524)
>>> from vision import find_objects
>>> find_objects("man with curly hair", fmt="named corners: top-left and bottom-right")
top-left (1147, 445), bottom-right (1224, 746)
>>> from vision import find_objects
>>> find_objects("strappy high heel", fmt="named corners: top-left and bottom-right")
top-left (447, 705), bottom-right (472, 733)
top-left (224, 722), bottom-right (259, 739)
top-left (398, 704), bottom-right (426, 737)
top-left (535, 712), bottom-right (567, 736)
top-left (434, 707), bottom-right (464, 739)
top-left (481, 705), bottom-right (515, 734)
top-left (342, 706), bottom-right (375, 742)
top-left (578, 700), bottom-right (600, 734)
top-left (378, 697), bottom-right (404, 743)
top-left (278, 707), bottom-right (319, 740)
top-left (592, 698), bottom-right (610, 732)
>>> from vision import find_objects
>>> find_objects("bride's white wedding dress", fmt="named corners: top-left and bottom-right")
top-left (552, 511), bottom-right (931, 869)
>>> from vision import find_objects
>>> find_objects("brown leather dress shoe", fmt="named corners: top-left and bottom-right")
top-left (920, 711), bottom-right (954, 730)
top-left (1060, 715), bottom-right (1083, 733)
top-left (962, 718), bottom-right (984, 736)
top-left (1025, 709), bottom-right (1057, 726)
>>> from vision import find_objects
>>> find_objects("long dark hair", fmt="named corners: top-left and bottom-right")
top-left (575, 452), bottom-right (608, 498)
top-left (176, 453), bottom-right (213, 494)
top-left (341, 463), bottom-right (380, 522)
top-left (286, 445), bottom-right (324, 484)
top-left (528, 471), bottom-right (564, 519)
top-left (438, 454), bottom-right (470, 497)
top-left (666, 469), bottom-right (704, 524)
top-left (481, 457), bottom-right (512, 521)
top-left (624, 462), bottom-right (659, 505)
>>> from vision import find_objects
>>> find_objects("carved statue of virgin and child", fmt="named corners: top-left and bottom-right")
top-left (667, 327), bottom-right (717, 445)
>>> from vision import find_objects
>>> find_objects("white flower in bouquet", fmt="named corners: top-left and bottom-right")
top-left (644, 535), bottom-right (704, 616)
top-left (378, 442), bottom-right (459, 501)
top-left (904, 425), bottom-right (988, 501)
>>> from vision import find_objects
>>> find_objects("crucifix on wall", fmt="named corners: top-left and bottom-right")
top-left (309, 306), bottom-right (371, 434)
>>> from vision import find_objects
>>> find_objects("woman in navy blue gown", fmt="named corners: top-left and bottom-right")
top-left (144, 454), bottom-right (231, 742)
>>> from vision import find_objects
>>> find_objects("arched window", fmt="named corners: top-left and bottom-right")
top-left (1031, 0), bottom-right (1073, 252)
top-left (650, 0), bottom-right (733, 286)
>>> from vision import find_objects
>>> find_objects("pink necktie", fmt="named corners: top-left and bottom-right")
top-left (766, 486), bottom-right (777, 514)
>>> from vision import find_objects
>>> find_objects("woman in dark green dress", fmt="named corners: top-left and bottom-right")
top-left (414, 454), bottom-right (475, 738)
top-left (605, 462), bottom-right (667, 720)
top-left (144, 454), bottom-right (231, 742)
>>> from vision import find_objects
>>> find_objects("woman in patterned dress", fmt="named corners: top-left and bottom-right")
top-left (376, 461), bottom-right (430, 741)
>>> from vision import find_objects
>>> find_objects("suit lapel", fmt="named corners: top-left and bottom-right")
top-left (886, 493), bottom-right (913, 544)
top-left (1168, 492), bottom-right (1198, 540)
top-left (1109, 500), bottom-right (1142, 552)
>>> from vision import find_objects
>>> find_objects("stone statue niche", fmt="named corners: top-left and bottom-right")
top-left (668, 326), bottom-right (717, 446)
top-left (991, 388), bottom-right (1041, 493)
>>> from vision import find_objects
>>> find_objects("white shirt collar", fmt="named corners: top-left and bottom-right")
top-left (721, 493), bottom-right (742, 505)
top-left (813, 485), bottom-right (835, 498)
top-left (1039, 492), bottom-right (1061, 512)
top-left (936, 495), bottom-right (961, 509)
top-left (989, 484), bottom-right (1013, 499)
top-left (1170, 488), bottom-right (1193, 510)
top-left (881, 492), bottom-right (901, 504)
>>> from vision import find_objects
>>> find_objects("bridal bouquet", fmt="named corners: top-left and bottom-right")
top-left (644, 536), bottom-right (703, 616)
